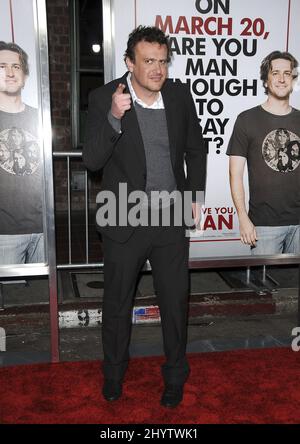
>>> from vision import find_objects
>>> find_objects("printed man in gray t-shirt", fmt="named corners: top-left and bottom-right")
top-left (0, 41), bottom-right (44, 264)
top-left (227, 51), bottom-right (300, 255)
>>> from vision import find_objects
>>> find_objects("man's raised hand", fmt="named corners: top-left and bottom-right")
top-left (111, 83), bottom-right (131, 119)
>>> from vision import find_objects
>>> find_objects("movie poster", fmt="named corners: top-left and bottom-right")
top-left (0, 0), bottom-right (45, 265)
top-left (110, 0), bottom-right (300, 258)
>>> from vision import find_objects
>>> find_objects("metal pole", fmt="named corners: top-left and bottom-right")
top-left (67, 157), bottom-right (72, 264)
top-left (85, 171), bottom-right (89, 263)
top-left (246, 267), bottom-right (251, 285)
top-left (298, 264), bottom-right (300, 327)
top-left (0, 283), bottom-right (4, 310)
top-left (57, 262), bottom-right (104, 270)
top-left (37, 0), bottom-right (60, 363)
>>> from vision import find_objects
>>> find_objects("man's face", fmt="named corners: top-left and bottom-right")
top-left (278, 130), bottom-right (288, 145)
top-left (0, 50), bottom-right (26, 95)
top-left (291, 143), bottom-right (299, 158)
top-left (11, 129), bottom-right (23, 146)
top-left (126, 41), bottom-right (168, 98)
top-left (266, 58), bottom-right (294, 100)
top-left (266, 145), bottom-right (275, 159)
top-left (279, 151), bottom-right (289, 165)
top-left (14, 152), bottom-right (25, 168)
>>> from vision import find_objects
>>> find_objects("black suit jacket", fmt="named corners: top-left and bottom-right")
top-left (83, 73), bottom-right (207, 243)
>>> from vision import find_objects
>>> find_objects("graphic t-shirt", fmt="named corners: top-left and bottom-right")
top-left (227, 106), bottom-right (300, 226)
top-left (0, 105), bottom-right (43, 234)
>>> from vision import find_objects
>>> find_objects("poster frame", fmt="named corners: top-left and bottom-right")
top-left (0, 0), bottom-right (56, 278)
top-left (102, 0), bottom-right (300, 269)
top-left (0, 0), bottom-right (59, 362)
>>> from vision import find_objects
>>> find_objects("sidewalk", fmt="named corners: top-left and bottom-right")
top-left (0, 265), bottom-right (298, 367)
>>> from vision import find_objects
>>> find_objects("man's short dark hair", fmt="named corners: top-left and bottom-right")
top-left (0, 41), bottom-right (29, 75)
top-left (260, 50), bottom-right (298, 95)
top-left (124, 26), bottom-right (171, 63)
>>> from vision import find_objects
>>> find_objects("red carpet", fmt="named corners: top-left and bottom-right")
top-left (0, 348), bottom-right (299, 424)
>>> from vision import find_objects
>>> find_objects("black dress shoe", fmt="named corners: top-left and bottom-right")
top-left (102, 379), bottom-right (122, 401)
top-left (160, 384), bottom-right (183, 408)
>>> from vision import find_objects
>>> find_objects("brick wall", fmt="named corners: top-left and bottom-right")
top-left (46, 0), bottom-right (72, 211)
top-left (46, 0), bottom-right (100, 214)
top-left (46, 0), bottom-right (71, 152)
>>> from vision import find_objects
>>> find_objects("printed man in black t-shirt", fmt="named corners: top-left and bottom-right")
top-left (227, 51), bottom-right (300, 255)
top-left (0, 41), bottom-right (44, 264)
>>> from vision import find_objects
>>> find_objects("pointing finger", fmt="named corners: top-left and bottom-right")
top-left (115, 83), bottom-right (126, 95)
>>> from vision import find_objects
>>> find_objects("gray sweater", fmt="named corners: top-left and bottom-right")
top-left (135, 103), bottom-right (176, 207)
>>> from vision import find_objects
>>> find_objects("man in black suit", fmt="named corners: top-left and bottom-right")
top-left (83, 26), bottom-right (206, 408)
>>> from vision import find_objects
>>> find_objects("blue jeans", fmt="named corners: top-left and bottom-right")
top-left (0, 233), bottom-right (45, 265)
top-left (251, 225), bottom-right (300, 255)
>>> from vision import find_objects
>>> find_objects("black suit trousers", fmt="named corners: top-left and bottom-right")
top-left (101, 223), bottom-right (190, 385)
